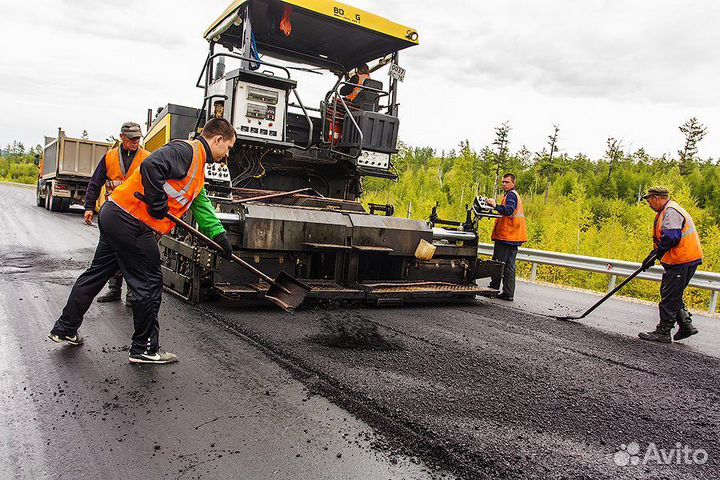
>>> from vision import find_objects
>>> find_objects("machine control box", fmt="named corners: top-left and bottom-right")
top-left (233, 81), bottom-right (287, 141)
top-left (205, 162), bottom-right (231, 185)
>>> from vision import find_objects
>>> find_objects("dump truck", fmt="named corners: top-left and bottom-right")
top-left (35, 128), bottom-right (110, 212)
top-left (144, 0), bottom-right (502, 305)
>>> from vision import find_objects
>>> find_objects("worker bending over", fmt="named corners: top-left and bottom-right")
top-left (638, 186), bottom-right (702, 343)
top-left (485, 173), bottom-right (528, 301)
top-left (84, 122), bottom-right (151, 306)
top-left (49, 118), bottom-right (236, 364)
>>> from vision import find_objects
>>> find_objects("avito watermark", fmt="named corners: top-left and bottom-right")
top-left (614, 442), bottom-right (708, 467)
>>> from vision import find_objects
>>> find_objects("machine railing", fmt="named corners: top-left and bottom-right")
top-left (321, 81), bottom-right (390, 157)
top-left (477, 243), bottom-right (720, 314)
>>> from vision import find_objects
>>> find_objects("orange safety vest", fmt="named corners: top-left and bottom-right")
top-left (653, 200), bottom-right (703, 265)
top-left (104, 147), bottom-right (151, 195)
top-left (346, 73), bottom-right (370, 102)
top-left (491, 190), bottom-right (528, 243)
top-left (109, 140), bottom-right (207, 234)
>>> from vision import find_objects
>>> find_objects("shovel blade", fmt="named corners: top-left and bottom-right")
top-left (265, 271), bottom-right (311, 313)
top-left (554, 314), bottom-right (583, 321)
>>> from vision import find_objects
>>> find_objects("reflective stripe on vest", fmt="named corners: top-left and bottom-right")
top-left (653, 200), bottom-right (703, 265)
top-left (104, 147), bottom-right (150, 194)
top-left (346, 73), bottom-right (370, 102)
top-left (491, 190), bottom-right (528, 243)
top-left (109, 140), bottom-right (206, 234)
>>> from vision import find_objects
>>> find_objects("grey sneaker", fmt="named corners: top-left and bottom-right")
top-left (128, 350), bottom-right (178, 364)
top-left (48, 332), bottom-right (84, 346)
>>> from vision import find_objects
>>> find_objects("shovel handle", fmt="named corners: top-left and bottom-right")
top-left (133, 192), bottom-right (278, 287)
top-left (560, 252), bottom-right (657, 320)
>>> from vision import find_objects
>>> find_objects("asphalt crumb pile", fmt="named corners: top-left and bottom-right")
top-left (312, 312), bottom-right (403, 351)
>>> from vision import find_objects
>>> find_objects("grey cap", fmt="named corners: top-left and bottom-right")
top-left (120, 122), bottom-right (143, 139)
top-left (642, 186), bottom-right (670, 199)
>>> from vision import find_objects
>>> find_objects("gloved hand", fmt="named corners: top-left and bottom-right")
top-left (640, 251), bottom-right (657, 271)
top-left (214, 232), bottom-right (233, 260)
top-left (148, 202), bottom-right (169, 220)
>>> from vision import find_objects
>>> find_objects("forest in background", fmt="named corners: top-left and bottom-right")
top-left (0, 141), bottom-right (42, 185)
top-left (3, 118), bottom-right (719, 311)
top-left (363, 118), bottom-right (719, 311)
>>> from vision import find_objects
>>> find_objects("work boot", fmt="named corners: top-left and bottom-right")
top-left (638, 323), bottom-right (673, 344)
top-left (674, 309), bottom-right (699, 341)
top-left (129, 350), bottom-right (178, 365)
top-left (497, 293), bottom-right (514, 301)
top-left (97, 289), bottom-right (121, 303)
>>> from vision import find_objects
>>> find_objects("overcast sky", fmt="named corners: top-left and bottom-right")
top-left (1, 0), bottom-right (719, 159)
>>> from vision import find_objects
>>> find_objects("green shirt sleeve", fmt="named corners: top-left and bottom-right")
top-left (190, 188), bottom-right (226, 238)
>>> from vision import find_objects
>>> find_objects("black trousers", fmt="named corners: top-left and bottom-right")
top-left (51, 202), bottom-right (163, 355)
top-left (489, 242), bottom-right (519, 297)
top-left (658, 264), bottom-right (697, 326)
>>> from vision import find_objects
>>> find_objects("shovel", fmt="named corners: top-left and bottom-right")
top-left (134, 192), bottom-right (310, 312)
top-left (554, 253), bottom-right (656, 321)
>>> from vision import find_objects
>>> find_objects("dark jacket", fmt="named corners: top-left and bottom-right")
top-left (139, 137), bottom-right (225, 238)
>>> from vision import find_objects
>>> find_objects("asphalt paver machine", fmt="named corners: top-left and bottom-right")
top-left (145, 0), bottom-right (502, 305)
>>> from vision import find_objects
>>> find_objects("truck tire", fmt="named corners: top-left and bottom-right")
top-left (36, 183), bottom-right (44, 207)
top-left (59, 198), bottom-right (71, 212)
top-left (46, 185), bottom-right (63, 212)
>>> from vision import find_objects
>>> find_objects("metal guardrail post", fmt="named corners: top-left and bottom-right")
top-left (711, 291), bottom-right (718, 315)
top-left (608, 275), bottom-right (617, 292)
top-left (530, 263), bottom-right (537, 282)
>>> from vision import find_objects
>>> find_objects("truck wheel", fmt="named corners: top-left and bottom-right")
top-left (44, 185), bottom-right (51, 210)
top-left (36, 183), bottom-right (44, 207)
top-left (47, 185), bottom-right (63, 212)
top-left (59, 198), bottom-right (71, 212)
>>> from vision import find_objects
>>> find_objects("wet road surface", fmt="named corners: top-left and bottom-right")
top-left (2, 182), bottom-right (719, 479)
top-left (0, 184), bottom-right (439, 480)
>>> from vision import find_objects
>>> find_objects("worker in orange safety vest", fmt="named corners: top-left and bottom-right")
top-left (85, 122), bottom-right (151, 305)
top-left (485, 173), bottom-right (528, 301)
top-left (328, 64), bottom-right (372, 142)
top-left (638, 186), bottom-right (703, 343)
top-left (49, 118), bottom-right (236, 364)
top-left (341, 63), bottom-right (371, 103)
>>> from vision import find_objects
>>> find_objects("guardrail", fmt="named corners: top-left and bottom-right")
top-left (478, 243), bottom-right (720, 314)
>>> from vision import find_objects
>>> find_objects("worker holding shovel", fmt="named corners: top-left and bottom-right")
top-left (638, 186), bottom-right (703, 343)
top-left (48, 118), bottom-right (236, 364)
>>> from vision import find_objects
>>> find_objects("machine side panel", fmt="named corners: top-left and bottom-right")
top-left (348, 214), bottom-right (431, 256)
top-left (241, 204), bottom-right (352, 251)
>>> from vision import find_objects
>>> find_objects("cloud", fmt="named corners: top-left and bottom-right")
top-left (372, 0), bottom-right (720, 107)
top-left (1, 0), bottom-right (719, 159)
